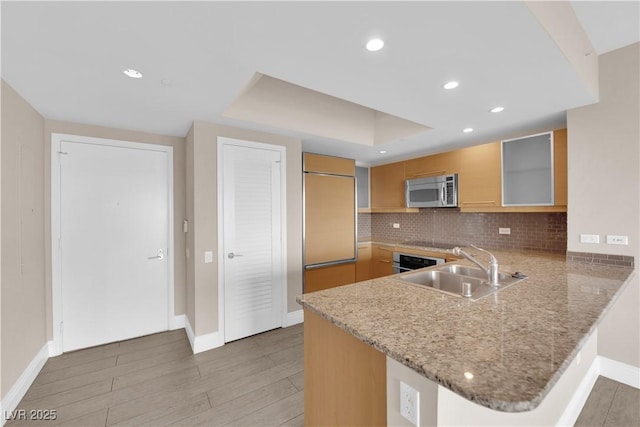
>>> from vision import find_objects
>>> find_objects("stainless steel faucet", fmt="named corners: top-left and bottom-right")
top-left (453, 245), bottom-right (500, 287)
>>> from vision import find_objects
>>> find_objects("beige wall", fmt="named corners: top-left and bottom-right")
top-left (1, 81), bottom-right (47, 398)
top-left (186, 121), bottom-right (303, 336)
top-left (43, 120), bottom-right (187, 339)
top-left (567, 43), bottom-right (640, 367)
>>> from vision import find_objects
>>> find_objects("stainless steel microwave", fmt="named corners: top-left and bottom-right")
top-left (405, 174), bottom-right (458, 208)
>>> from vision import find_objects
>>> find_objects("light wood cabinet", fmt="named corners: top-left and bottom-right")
top-left (355, 243), bottom-right (372, 282)
top-left (553, 129), bottom-right (568, 207)
top-left (304, 310), bottom-right (386, 426)
top-left (304, 263), bottom-right (356, 293)
top-left (366, 128), bottom-right (567, 213)
top-left (405, 150), bottom-right (460, 179)
top-left (303, 152), bottom-right (355, 175)
top-left (457, 142), bottom-right (502, 209)
top-left (372, 244), bottom-right (394, 278)
top-left (370, 162), bottom-right (406, 209)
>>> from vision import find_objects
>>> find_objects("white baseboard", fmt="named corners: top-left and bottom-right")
top-left (47, 340), bottom-right (60, 357)
top-left (170, 314), bottom-right (186, 330)
top-left (599, 356), bottom-right (640, 389)
top-left (557, 358), bottom-right (600, 427)
top-left (557, 355), bottom-right (640, 427)
top-left (184, 315), bottom-right (224, 354)
top-left (284, 309), bottom-right (303, 327)
top-left (1, 343), bottom-right (50, 427)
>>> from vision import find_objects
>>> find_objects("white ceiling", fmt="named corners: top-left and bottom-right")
top-left (2, 1), bottom-right (638, 165)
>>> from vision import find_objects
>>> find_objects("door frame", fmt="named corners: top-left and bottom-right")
top-left (51, 133), bottom-right (175, 356)
top-left (216, 137), bottom-right (288, 343)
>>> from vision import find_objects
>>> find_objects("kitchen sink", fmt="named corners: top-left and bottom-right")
top-left (396, 265), bottom-right (526, 300)
top-left (436, 265), bottom-right (522, 286)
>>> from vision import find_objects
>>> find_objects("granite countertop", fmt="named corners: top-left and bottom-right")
top-left (296, 247), bottom-right (635, 412)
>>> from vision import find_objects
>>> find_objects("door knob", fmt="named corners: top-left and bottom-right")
top-left (227, 252), bottom-right (244, 259)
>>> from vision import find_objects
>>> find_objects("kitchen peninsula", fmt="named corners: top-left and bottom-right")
top-left (297, 247), bottom-right (635, 426)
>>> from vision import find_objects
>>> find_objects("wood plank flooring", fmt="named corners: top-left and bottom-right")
top-left (7, 325), bottom-right (303, 427)
top-left (575, 376), bottom-right (640, 427)
top-left (7, 324), bottom-right (639, 427)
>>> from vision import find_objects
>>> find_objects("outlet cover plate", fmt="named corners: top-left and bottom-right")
top-left (499, 227), bottom-right (511, 235)
top-left (400, 381), bottom-right (419, 426)
top-left (606, 235), bottom-right (628, 245)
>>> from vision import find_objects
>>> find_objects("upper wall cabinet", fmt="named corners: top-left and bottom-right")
top-left (405, 150), bottom-right (460, 179)
top-left (553, 129), bottom-right (568, 207)
top-left (355, 166), bottom-right (370, 209)
top-left (367, 128), bottom-right (567, 213)
top-left (502, 132), bottom-right (554, 206)
top-left (457, 142), bottom-right (502, 209)
top-left (458, 129), bottom-right (567, 212)
top-left (370, 162), bottom-right (417, 212)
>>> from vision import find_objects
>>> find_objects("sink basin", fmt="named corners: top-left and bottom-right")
top-left (396, 265), bottom-right (526, 300)
top-left (436, 265), bottom-right (521, 286)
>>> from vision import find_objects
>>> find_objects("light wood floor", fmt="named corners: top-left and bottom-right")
top-left (8, 324), bottom-right (639, 427)
top-left (575, 376), bottom-right (640, 427)
top-left (8, 325), bottom-right (303, 426)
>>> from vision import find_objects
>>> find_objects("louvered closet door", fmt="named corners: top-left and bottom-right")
top-left (222, 141), bottom-right (283, 342)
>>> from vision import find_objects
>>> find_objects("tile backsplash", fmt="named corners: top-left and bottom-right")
top-left (361, 209), bottom-right (567, 253)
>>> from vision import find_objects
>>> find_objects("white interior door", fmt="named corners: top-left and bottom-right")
top-left (221, 141), bottom-right (283, 342)
top-left (58, 139), bottom-right (171, 352)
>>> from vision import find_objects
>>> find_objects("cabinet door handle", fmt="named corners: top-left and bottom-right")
top-left (460, 200), bottom-right (496, 205)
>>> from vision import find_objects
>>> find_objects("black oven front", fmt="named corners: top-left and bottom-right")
top-left (392, 252), bottom-right (445, 274)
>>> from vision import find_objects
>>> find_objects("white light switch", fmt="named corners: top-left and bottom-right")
top-left (580, 234), bottom-right (599, 244)
top-left (204, 251), bottom-right (213, 263)
top-left (606, 235), bottom-right (628, 245)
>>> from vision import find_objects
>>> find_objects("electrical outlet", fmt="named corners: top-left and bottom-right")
top-left (499, 227), bottom-right (511, 235)
top-left (204, 251), bottom-right (213, 263)
top-left (400, 381), bottom-right (419, 426)
top-left (606, 235), bottom-right (628, 245)
top-left (580, 234), bottom-right (600, 244)
top-left (393, 223), bottom-right (400, 229)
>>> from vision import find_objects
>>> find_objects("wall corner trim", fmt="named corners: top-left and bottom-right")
top-left (184, 316), bottom-right (224, 354)
top-left (1, 343), bottom-right (50, 426)
top-left (284, 309), bottom-right (303, 327)
top-left (599, 356), bottom-right (640, 388)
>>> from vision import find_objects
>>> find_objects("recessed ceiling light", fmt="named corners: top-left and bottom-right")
top-left (123, 68), bottom-right (143, 79)
top-left (490, 106), bottom-right (505, 113)
top-left (463, 128), bottom-right (473, 133)
top-left (366, 38), bottom-right (384, 52)
top-left (444, 81), bottom-right (459, 90)
top-left (379, 150), bottom-right (387, 154)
